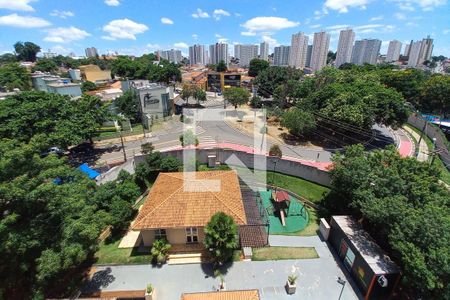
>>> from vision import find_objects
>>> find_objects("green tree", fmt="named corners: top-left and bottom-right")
top-left (223, 87), bottom-right (250, 109)
top-left (32, 58), bottom-right (58, 73)
top-left (180, 129), bottom-right (199, 146)
top-left (253, 66), bottom-right (303, 96)
top-left (159, 156), bottom-right (181, 172)
top-left (328, 145), bottom-right (450, 299)
top-left (248, 58), bottom-right (269, 77)
top-left (14, 41), bottom-right (41, 62)
top-left (0, 53), bottom-right (17, 65)
top-left (204, 212), bottom-right (238, 265)
top-left (418, 75), bottom-right (450, 117)
top-left (151, 239), bottom-right (171, 264)
top-left (380, 68), bottom-right (428, 103)
top-left (141, 142), bottom-right (154, 155)
top-left (0, 63), bottom-right (31, 91)
top-left (216, 60), bottom-right (227, 72)
top-left (81, 81), bottom-right (97, 92)
top-left (269, 144), bottom-right (283, 158)
top-left (115, 90), bottom-right (140, 123)
top-left (281, 108), bottom-right (316, 137)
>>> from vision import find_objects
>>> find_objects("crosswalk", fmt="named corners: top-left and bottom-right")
top-left (197, 135), bottom-right (218, 146)
top-left (202, 97), bottom-right (224, 108)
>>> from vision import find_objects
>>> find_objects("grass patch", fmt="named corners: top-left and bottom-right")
top-left (252, 246), bottom-right (318, 261)
top-left (271, 207), bottom-right (319, 237)
top-left (405, 124), bottom-right (450, 185)
top-left (95, 239), bottom-right (151, 264)
top-left (96, 124), bottom-right (144, 140)
top-left (233, 250), bottom-right (242, 262)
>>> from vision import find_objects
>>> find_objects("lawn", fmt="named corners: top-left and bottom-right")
top-left (405, 124), bottom-right (450, 185)
top-left (95, 239), bottom-right (152, 265)
top-left (271, 207), bottom-right (320, 237)
top-left (252, 247), bottom-right (319, 261)
top-left (95, 124), bottom-right (144, 140)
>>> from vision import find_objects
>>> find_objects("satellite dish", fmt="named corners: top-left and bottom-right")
top-left (378, 275), bottom-right (388, 288)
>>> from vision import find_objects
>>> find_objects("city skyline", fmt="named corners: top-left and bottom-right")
top-left (0, 0), bottom-right (449, 57)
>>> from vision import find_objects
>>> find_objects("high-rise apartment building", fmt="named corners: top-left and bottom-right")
top-left (273, 46), bottom-right (291, 66)
top-left (85, 47), bottom-right (98, 58)
top-left (335, 29), bottom-right (355, 67)
top-left (209, 43), bottom-right (229, 65)
top-left (260, 42), bottom-right (269, 60)
top-left (159, 49), bottom-right (182, 63)
top-left (189, 44), bottom-right (205, 65)
top-left (351, 39), bottom-right (381, 65)
top-left (306, 45), bottom-right (313, 67)
top-left (386, 40), bottom-right (402, 62)
top-left (404, 44), bottom-right (410, 57)
top-left (288, 32), bottom-right (309, 69)
top-left (234, 44), bottom-right (259, 67)
top-left (310, 31), bottom-right (330, 71)
top-left (418, 35), bottom-right (433, 64)
top-left (408, 41), bottom-right (423, 67)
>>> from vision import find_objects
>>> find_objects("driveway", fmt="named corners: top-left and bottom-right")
top-left (83, 236), bottom-right (362, 300)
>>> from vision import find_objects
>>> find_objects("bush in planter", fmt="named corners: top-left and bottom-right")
top-left (288, 274), bottom-right (298, 285)
top-left (151, 239), bottom-right (172, 264)
top-left (146, 283), bottom-right (153, 294)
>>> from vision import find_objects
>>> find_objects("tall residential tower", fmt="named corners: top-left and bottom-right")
top-left (288, 32), bottom-right (309, 69)
top-left (335, 29), bottom-right (355, 68)
top-left (386, 40), bottom-right (402, 62)
top-left (260, 42), bottom-right (269, 61)
top-left (310, 31), bottom-right (330, 71)
top-left (189, 44), bottom-right (206, 65)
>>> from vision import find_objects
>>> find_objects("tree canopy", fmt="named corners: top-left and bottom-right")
top-left (327, 145), bottom-right (449, 299)
top-left (81, 81), bottom-right (97, 92)
top-left (417, 75), bottom-right (450, 117)
top-left (216, 60), bottom-right (227, 72)
top-left (14, 41), bottom-right (41, 62)
top-left (223, 87), bottom-right (250, 109)
top-left (0, 63), bottom-right (31, 91)
top-left (248, 58), bottom-right (269, 77)
top-left (253, 66), bottom-right (303, 96)
top-left (32, 58), bottom-right (59, 73)
top-left (204, 212), bottom-right (238, 265)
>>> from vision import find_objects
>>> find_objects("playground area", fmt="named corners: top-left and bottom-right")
top-left (259, 189), bottom-right (309, 234)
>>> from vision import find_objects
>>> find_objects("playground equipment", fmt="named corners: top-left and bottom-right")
top-left (271, 191), bottom-right (291, 227)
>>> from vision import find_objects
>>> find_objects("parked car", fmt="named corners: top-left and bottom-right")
top-left (41, 147), bottom-right (63, 157)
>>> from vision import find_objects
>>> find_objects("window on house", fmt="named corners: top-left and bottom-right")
top-left (155, 229), bottom-right (166, 240)
top-left (186, 227), bottom-right (198, 243)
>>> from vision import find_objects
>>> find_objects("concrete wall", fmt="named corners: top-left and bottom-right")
top-left (135, 149), bottom-right (331, 187)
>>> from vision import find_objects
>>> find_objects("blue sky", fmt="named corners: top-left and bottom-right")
top-left (0, 0), bottom-right (449, 57)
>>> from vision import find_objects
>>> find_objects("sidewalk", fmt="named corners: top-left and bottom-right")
top-left (403, 126), bottom-right (429, 162)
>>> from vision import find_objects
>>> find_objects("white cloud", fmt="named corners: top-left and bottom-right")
top-left (146, 43), bottom-right (160, 50)
top-left (50, 10), bottom-right (74, 19)
top-left (310, 24), bottom-right (322, 29)
top-left (174, 42), bottom-right (188, 49)
top-left (215, 33), bottom-right (223, 38)
top-left (0, 0), bottom-right (35, 11)
top-left (443, 29), bottom-right (450, 35)
top-left (326, 24), bottom-right (351, 30)
top-left (241, 31), bottom-right (256, 36)
top-left (191, 8), bottom-right (209, 18)
top-left (44, 26), bottom-right (90, 43)
top-left (324, 0), bottom-right (370, 13)
top-left (213, 9), bottom-right (230, 20)
top-left (261, 35), bottom-right (279, 49)
top-left (241, 16), bottom-right (299, 35)
top-left (218, 38), bottom-right (228, 43)
top-left (50, 45), bottom-right (72, 55)
top-left (104, 0), bottom-right (120, 6)
top-left (0, 13), bottom-right (50, 28)
top-left (390, 0), bottom-right (446, 11)
top-left (394, 12), bottom-right (407, 20)
top-left (102, 18), bottom-right (148, 40)
top-left (192, 34), bottom-right (198, 40)
top-left (161, 17), bottom-right (173, 25)
top-left (234, 12), bottom-right (242, 17)
top-left (370, 15), bottom-right (384, 21)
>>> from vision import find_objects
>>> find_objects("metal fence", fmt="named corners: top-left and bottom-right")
top-left (408, 114), bottom-right (450, 171)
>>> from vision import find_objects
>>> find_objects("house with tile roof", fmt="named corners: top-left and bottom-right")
top-left (132, 170), bottom-right (247, 247)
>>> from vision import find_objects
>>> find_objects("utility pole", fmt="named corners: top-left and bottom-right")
top-left (119, 130), bottom-right (127, 162)
top-left (337, 277), bottom-right (346, 300)
top-left (417, 119), bottom-right (427, 151)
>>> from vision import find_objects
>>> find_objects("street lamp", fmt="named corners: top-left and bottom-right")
top-left (272, 159), bottom-right (277, 187)
top-left (337, 277), bottom-right (346, 300)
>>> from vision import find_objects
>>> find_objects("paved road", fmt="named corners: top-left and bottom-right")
top-left (83, 235), bottom-right (362, 300)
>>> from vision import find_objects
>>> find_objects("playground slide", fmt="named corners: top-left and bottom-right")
top-left (280, 209), bottom-right (286, 227)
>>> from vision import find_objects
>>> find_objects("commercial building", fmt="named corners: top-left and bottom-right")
top-left (328, 216), bottom-right (401, 300)
top-left (335, 29), bottom-right (355, 68)
top-left (159, 49), bottom-right (183, 64)
top-left (79, 64), bottom-right (112, 84)
top-left (235, 44), bottom-right (259, 67)
top-left (260, 42), bottom-right (269, 60)
top-left (209, 43), bottom-right (229, 65)
top-left (386, 40), bottom-right (402, 62)
top-left (206, 72), bottom-right (241, 92)
top-left (273, 45), bottom-right (291, 66)
top-left (310, 31), bottom-right (330, 71)
top-left (351, 39), bottom-right (382, 65)
top-left (123, 80), bottom-right (174, 127)
top-left (132, 171), bottom-right (247, 247)
top-left (189, 44), bottom-right (206, 66)
top-left (288, 32), bottom-right (309, 69)
top-left (85, 47), bottom-right (98, 58)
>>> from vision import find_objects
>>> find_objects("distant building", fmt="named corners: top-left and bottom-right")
top-left (273, 46), bottom-right (290, 66)
top-left (288, 32), bottom-right (309, 69)
top-left (31, 72), bottom-right (81, 98)
top-left (42, 50), bottom-right (57, 59)
top-left (209, 43), bottom-right (229, 65)
top-left (351, 39), bottom-right (381, 65)
top-left (189, 44), bottom-right (206, 66)
top-left (206, 72), bottom-right (241, 92)
top-left (159, 49), bottom-right (183, 64)
top-left (68, 69), bottom-right (81, 81)
top-left (335, 29), bottom-right (355, 68)
top-left (418, 35), bottom-right (433, 64)
top-left (310, 31), bottom-right (330, 71)
top-left (386, 40), bottom-right (402, 62)
top-left (235, 44), bottom-right (259, 67)
top-left (85, 47), bottom-right (98, 58)
top-left (408, 41), bottom-right (423, 67)
top-left (260, 42), bottom-right (269, 60)
top-left (305, 45), bottom-right (313, 67)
